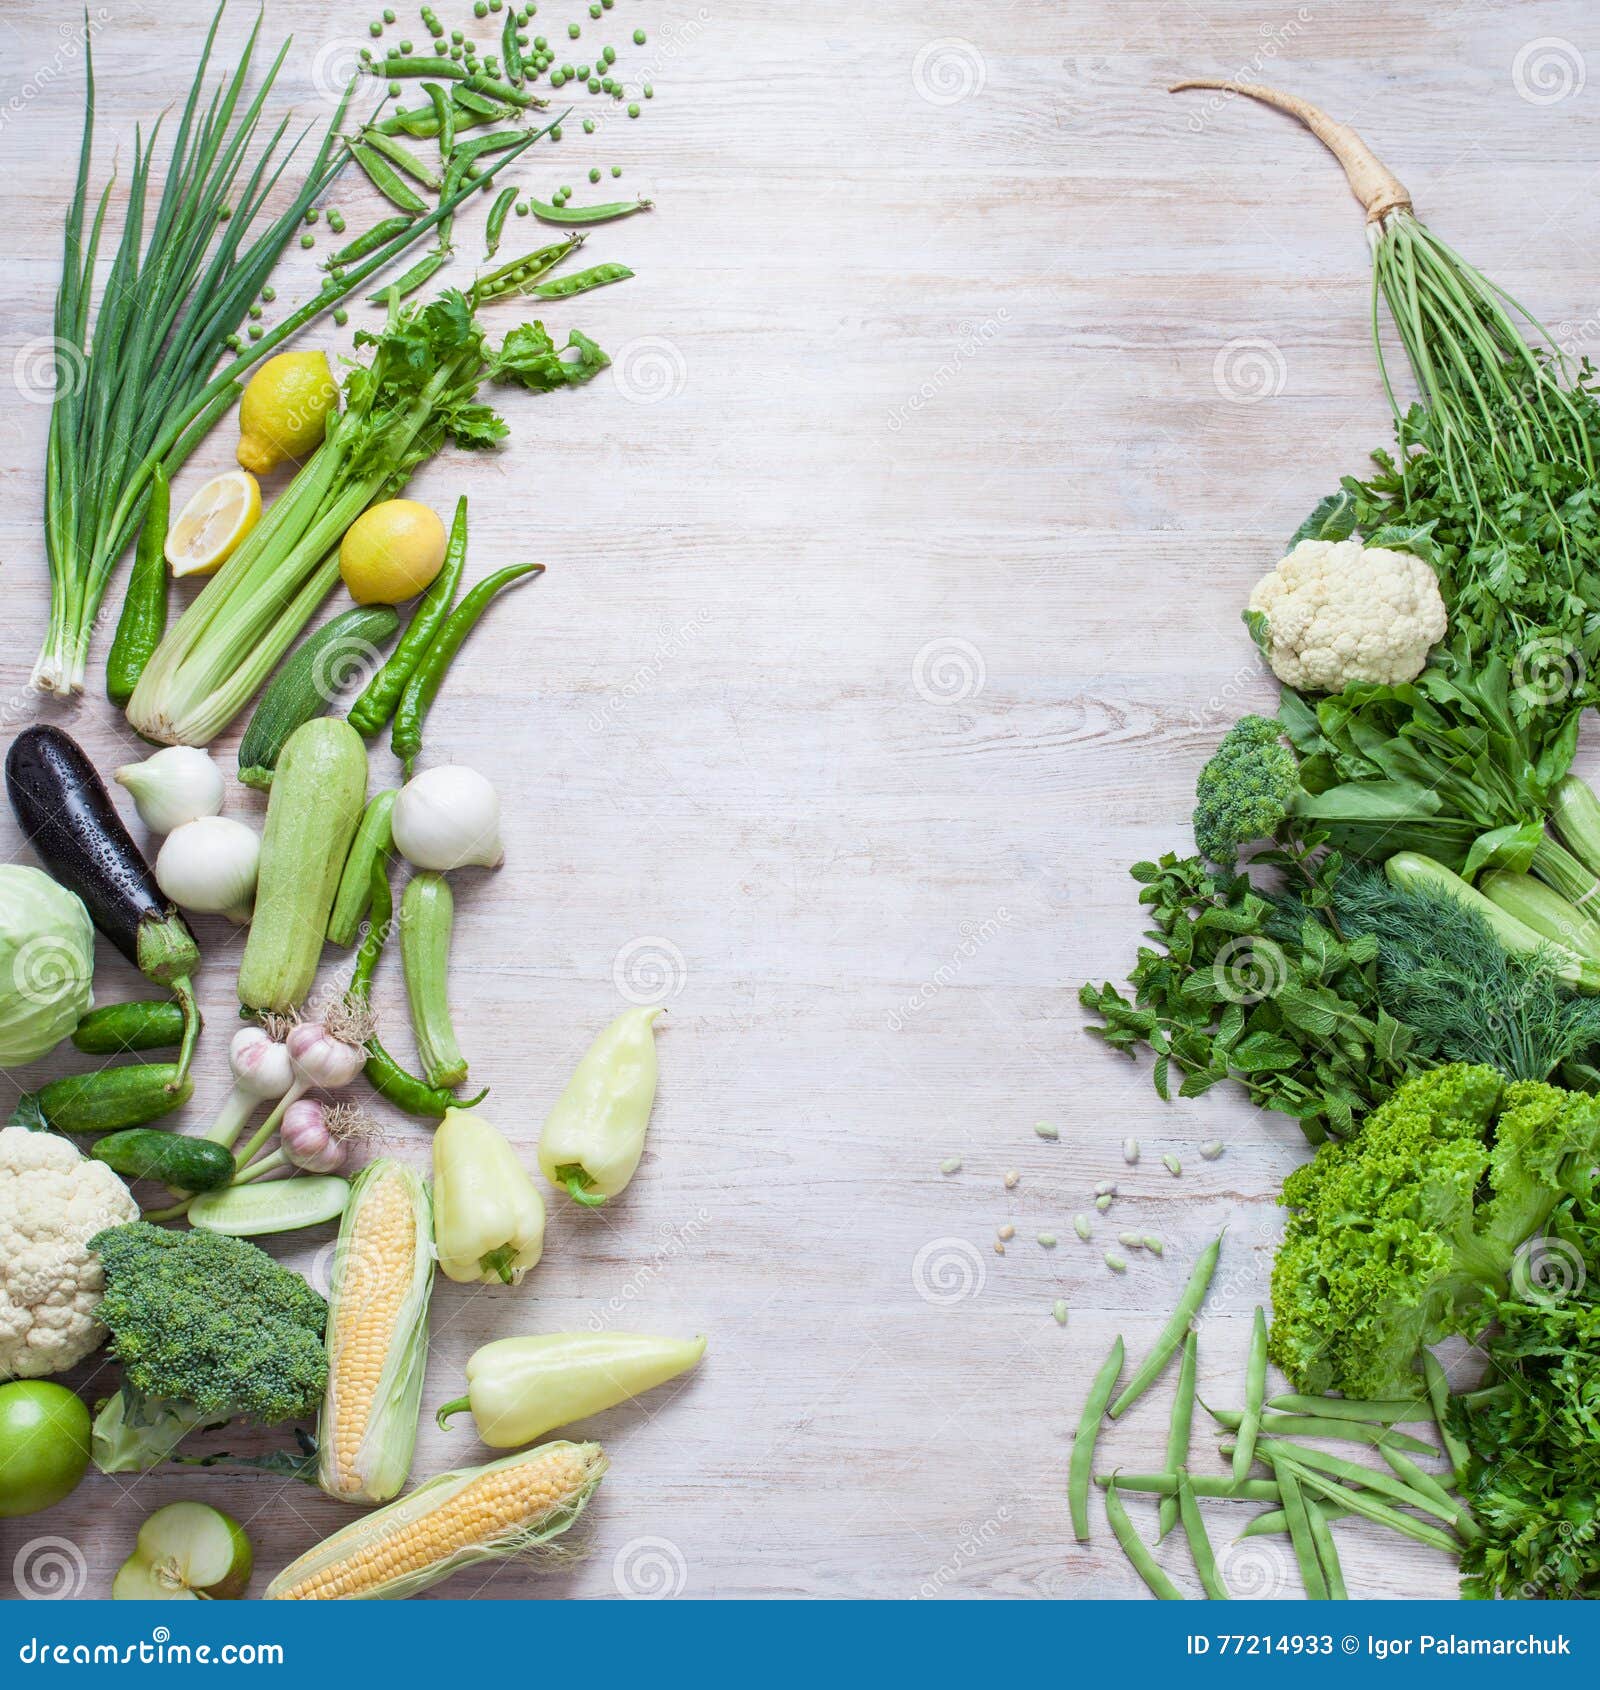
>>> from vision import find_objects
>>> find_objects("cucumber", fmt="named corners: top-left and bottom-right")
top-left (237, 718), bottom-right (369, 1015)
top-left (326, 789), bottom-right (397, 948)
top-left (11, 1065), bottom-right (194, 1135)
top-left (187, 1175), bottom-right (351, 1236)
top-left (91, 1129), bottom-right (235, 1191)
top-left (236, 606), bottom-right (399, 791)
top-left (71, 1000), bottom-right (186, 1055)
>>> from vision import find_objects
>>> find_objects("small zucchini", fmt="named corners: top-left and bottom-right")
top-left (11, 1065), bottom-right (194, 1135)
top-left (238, 718), bottom-right (370, 1015)
top-left (91, 1129), bottom-right (235, 1191)
top-left (237, 607), bottom-right (399, 790)
top-left (71, 1000), bottom-right (186, 1055)
top-left (400, 871), bottom-right (468, 1089)
top-left (188, 1176), bottom-right (351, 1237)
top-left (326, 790), bottom-right (397, 948)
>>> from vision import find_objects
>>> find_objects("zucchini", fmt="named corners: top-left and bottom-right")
top-left (71, 999), bottom-right (186, 1055)
top-left (327, 789), bottom-right (397, 948)
top-left (91, 1129), bottom-right (235, 1191)
top-left (1480, 869), bottom-right (1600, 962)
top-left (237, 606), bottom-right (399, 791)
top-left (188, 1176), bottom-right (351, 1236)
top-left (238, 718), bottom-right (369, 1015)
top-left (400, 871), bottom-right (468, 1088)
top-left (1553, 776), bottom-right (1600, 880)
top-left (12, 1064), bottom-right (194, 1134)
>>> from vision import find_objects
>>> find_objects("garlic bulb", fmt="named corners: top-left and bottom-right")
top-left (115, 746), bottom-right (225, 834)
top-left (392, 765), bottom-right (504, 870)
top-left (155, 816), bottom-right (260, 923)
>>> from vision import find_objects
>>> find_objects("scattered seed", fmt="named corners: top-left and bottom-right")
top-left (1200, 1140), bottom-right (1225, 1161)
top-left (994, 1241), bottom-right (1006, 1256)
top-left (1104, 1252), bottom-right (1127, 1274)
top-left (1094, 1193), bottom-right (1113, 1212)
top-left (1034, 1121), bottom-right (1059, 1140)
top-left (1004, 1169), bottom-right (1019, 1189)
top-left (1117, 1232), bottom-right (1145, 1250)
top-left (1162, 1153), bottom-right (1182, 1177)
top-left (1123, 1137), bottom-right (1140, 1164)
top-left (997, 1224), bottom-right (1015, 1242)
top-left (1143, 1234), bottom-right (1163, 1255)
top-left (1037, 1232), bottom-right (1057, 1248)
top-left (1052, 1299), bottom-right (1069, 1325)
top-left (1073, 1214), bottom-right (1092, 1241)
top-left (1094, 1180), bottom-right (1117, 1198)
top-left (939, 1157), bottom-right (962, 1176)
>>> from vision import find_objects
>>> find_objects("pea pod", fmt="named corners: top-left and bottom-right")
top-left (329, 215), bottom-right (418, 266)
top-left (71, 1000), bottom-right (186, 1055)
top-left (105, 464), bottom-right (169, 706)
top-left (526, 194), bottom-right (652, 227)
top-left (356, 129), bottom-right (442, 193)
top-left (347, 142), bottom-right (430, 216)
top-left (500, 9), bottom-right (524, 83)
top-left (92, 1129), bottom-right (235, 1193)
top-left (529, 261), bottom-right (633, 301)
top-left (377, 55), bottom-right (466, 80)
top-left (237, 605), bottom-right (399, 790)
top-left (422, 82), bottom-right (455, 160)
top-left (12, 1065), bottom-right (195, 1135)
top-left (485, 187), bottom-right (518, 258)
top-left (391, 562), bottom-right (543, 776)
top-left (368, 248), bottom-right (448, 307)
top-left (471, 237), bottom-right (583, 305)
top-left (461, 71), bottom-right (546, 109)
top-left (348, 497), bottom-right (468, 736)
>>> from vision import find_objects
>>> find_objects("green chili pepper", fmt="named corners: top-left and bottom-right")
top-left (391, 561), bottom-right (543, 775)
top-left (485, 186), bottom-right (519, 256)
top-left (529, 260), bottom-right (632, 300)
top-left (348, 497), bottom-right (468, 737)
top-left (366, 247), bottom-right (448, 306)
top-left (347, 142), bottom-right (430, 214)
top-left (329, 213), bottom-right (418, 265)
top-left (526, 193), bottom-right (651, 226)
top-left (105, 463), bottom-right (170, 706)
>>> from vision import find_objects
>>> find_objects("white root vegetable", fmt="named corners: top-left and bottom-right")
top-left (155, 816), bottom-right (260, 923)
top-left (114, 746), bottom-right (226, 834)
top-left (392, 765), bottom-right (504, 870)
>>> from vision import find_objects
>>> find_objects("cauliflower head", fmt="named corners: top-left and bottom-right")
top-left (0, 1126), bottom-right (137, 1378)
top-left (1248, 537), bottom-right (1447, 692)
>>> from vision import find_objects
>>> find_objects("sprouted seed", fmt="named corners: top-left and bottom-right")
top-left (1053, 1299), bottom-right (1069, 1325)
top-left (1123, 1137), bottom-right (1139, 1163)
top-left (1104, 1252), bottom-right (1128, 1273)
top-left (1200, 1140), bottom-right (1224, 1161)
top-left (939, 1157), bottom-right (961, 1175)
top-left (994, 1241), bottom-right (1006, 1256)
top-left (1162, 1153), bottom-right (1182, 1176)
top-left (1035, 1121), bottom-right (1060, 1140)
top-left (1073, 1214), bottom-right (1092, 1241)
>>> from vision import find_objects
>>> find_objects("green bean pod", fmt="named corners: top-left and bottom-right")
top-left (527, 194), bottom-right (652, 226)
top-left (1275, 1461), bottom-right (1329, 1600)
top-left (1104, 1480), bottom-right (1185, 1600)
top-left (1233, 1305), bottom-right (1267, 1485)
top-left (1304, 1500), bottom-right (1347, 1599)
top-left (71, 999), bottom-right (186, 1055)
top-left (390, 561), bottom-right (543, 777)
top-left (530, 261), bottom-right (633, 300)
top-left (1097, 1473), bottom-right (1282, 1501)
top-left (1422, 1350), bottom-right (1471, 1489)
top-left (1175, 1470), bottom-right (1228, 1599)
top-left (1069, 1335), bottom-right (1123, 1544)
top-left (1208, 1405), bottom-right (1438, 1457)
top-left (1157, 1328), bottom-right (1197, 1541)
top-left (1109, 1233), bottom-right (1222, 1419)
top-left (105, 464), bottom-right (170, 706)
top-left (327, 790), bottom-right (398, 948)
top-left (1288, 1460), bottom-right (1459, 1555)
top-left (348, 496), bottom-right (468, 736)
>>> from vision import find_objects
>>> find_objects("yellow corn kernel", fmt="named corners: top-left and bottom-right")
top-left (267, 1441), bottom-right (607, 1600)
top-left (317, 1159), bottom-right (434, 1505)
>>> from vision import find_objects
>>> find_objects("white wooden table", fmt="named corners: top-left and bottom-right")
top-left (1, 0), bottom-right (1595, 1601)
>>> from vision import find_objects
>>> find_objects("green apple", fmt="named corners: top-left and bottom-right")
top-left (0, 1381), bottom-right (91, 1517)
top-left (112, 1502), bottom-right (253, 1600)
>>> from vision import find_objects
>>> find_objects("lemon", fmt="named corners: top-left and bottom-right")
top-left (236, 351), bottom-right (337, 475)
top-left (164, 470), bottom-right (262, 578)
top-left (339, 500), bottom-right (448, 605)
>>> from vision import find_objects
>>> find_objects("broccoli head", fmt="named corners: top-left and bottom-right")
top-left (89, 1223), bottom-right (327, 1459)
top-left (1192, 714), bottom-right (1301, 864)
top-left (1269, 1064), bottom-right (1600, 1400)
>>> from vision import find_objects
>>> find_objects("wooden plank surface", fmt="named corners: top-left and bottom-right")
top-left (1, 0), bottom-right (1596, 1601)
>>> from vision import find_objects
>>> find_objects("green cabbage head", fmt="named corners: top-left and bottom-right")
top-left (0, 865), bottom-right (94, 1064)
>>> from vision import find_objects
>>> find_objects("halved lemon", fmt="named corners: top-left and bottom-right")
top-left (164, 469), bottom-right (262, 578)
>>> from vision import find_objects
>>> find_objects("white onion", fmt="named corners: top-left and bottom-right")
top-left (392, 765), bottom-right (504, 870)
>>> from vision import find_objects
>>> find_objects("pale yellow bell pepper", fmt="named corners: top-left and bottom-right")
top-left (537, 1006), bottom-right (663, 1205)
top-left (435, 1331), bottom-right (707, 1447)
top-left (431, 1106), bottom-right (546, 1285)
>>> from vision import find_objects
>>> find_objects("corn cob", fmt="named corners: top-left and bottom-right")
top-left (317, 1159), bottom-right (434, 1505)
top-left (266, 1441), bottom-right (608, 1600)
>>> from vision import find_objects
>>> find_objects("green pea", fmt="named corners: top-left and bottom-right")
top-left (587, 76), bottom-right (600, 92)
top-left (577, 62), bottom-right (590, 76)
top-left (588, 166), bottom-right (600, 182)
top-left (632, 27), bottom-right (645, 43)
top-left (399, 38), bottom-right (413, 53)
top-left (568, 21), bottom-right (580, 37)
top-left (388, 79), bottom-right (401, 94)
top-left (333, 306), bottom-right (349, 327)
top-left (370, 20), bottom-right (383, 37)
top-left (515, 200), bottom-right (529, 215)
top-left (261, 284), bottom-right (277, 302)
top-left (300, 233), bottom-right (315, 248)
top-left (226, 332), bottom-right (242, 351)
top-left (550, 124), bottom-right (562, 140)
top-left (534, 33), bottom-right (547, 47)
top-left (490, 0), bottom-right (503, 9)
top-left (218, 204), bottom-right (232, 220)
top-left (248, 323), bottom-right (263, 340)
top-left (248, 303), bottom-right (263, 319)
top-left (601, 76), bottom-right (613, 92)
top-left (610, 164), bottom-right (621, 177)
top-left (627, 101), bottom-right (639, 117)
top-left (643, 83), bottom-right (653, 97)
top-left (559, 183), bottom-right (572, 197)
top-left (452, 27), bottom-right (463, 39)
top-left (474, 1), bottom-right (487, 13)
top-left (328, 210), bottom-right (347, 234)
top-left (602, 44), bottom-right (615, 63)
top-left (582, 117), bottom-right (595, 132)
top-left (382, 6), bottom-right (395, 18)
top-left (303, 207), bottom-right (318, 224)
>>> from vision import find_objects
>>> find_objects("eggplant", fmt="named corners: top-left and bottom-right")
top-left (6, 724), bottom-right (201, 1085)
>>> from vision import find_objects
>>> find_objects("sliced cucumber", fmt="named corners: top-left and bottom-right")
top-left (187, 1175), bottom-right (351, 1236)
top-left (113, 1501), bottom-right (252, 1600)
